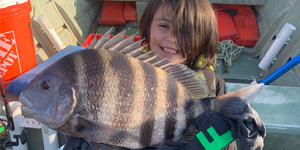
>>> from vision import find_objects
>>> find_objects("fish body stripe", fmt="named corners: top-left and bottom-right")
top-left (151, 67), bottom-right (169, 145)
top-left (173, 82), bottom-right (191, 142)
top-left (192, 97), bottom-right (214, 120)
top-left (81, 50), bottom-right (107, 119)
top-left (109, 51), bottom-right (135, 144)
top-left (164, 75), bottom-right (178, 141)
top-left (72, 51), bottom-right (87, 99)
top-left (96, 50), bottom-right (119, 126)
top-left (72, 50), bottom-right (106, 120)
top-left (200, 98), bottom-right (213, 112)
top-left (139, 61), bottom-right (157, 146)
top-left (184, 100), bottom-right (195, 129)
top-left (99, 50), bottom-right (145, 148)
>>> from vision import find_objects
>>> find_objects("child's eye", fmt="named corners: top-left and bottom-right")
top-left (158, 24), bottom-right (169, 29)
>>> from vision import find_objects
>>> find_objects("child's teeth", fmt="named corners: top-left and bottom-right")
top-left (164, 48), bottom-right (177, 54)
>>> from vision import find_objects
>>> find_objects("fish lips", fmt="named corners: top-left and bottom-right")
top-left (19, 91), bottom-right (76, 129)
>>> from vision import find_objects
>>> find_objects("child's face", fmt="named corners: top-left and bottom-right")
top-left (149, 5), bottom-right (186, 65)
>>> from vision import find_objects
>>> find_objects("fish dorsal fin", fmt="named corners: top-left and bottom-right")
top-left (167, 64), bottom-right (208, 99)
top-left (89, 29), bottom-right (208, 99)
top-left (109, 33), bottom-right (138, 52)
top-left (119, 39), bottom-right (145, 54)
top-left (89, 33), bottom-right (98, 48)
top-left (102, 28), bottom-right (129, 49)
top-left (126, 45), bottom-right (148, 58)
top-left (92, 28), bottom-right (113, 49)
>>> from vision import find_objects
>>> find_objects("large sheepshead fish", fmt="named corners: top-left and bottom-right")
top-left (18, 28), bottom-right (263, 149)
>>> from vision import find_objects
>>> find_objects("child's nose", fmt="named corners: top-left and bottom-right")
top-left (167, 34), bottom-right (176, 43)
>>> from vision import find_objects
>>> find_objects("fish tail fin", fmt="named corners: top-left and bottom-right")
top-left (214, 83), bottom-right (264, 120)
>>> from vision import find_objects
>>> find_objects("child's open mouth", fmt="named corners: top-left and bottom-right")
top-left (160, 46), bottom-right (178, 55)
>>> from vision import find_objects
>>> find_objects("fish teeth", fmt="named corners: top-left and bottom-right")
top-left (163, 48), bottom-right (177, 54)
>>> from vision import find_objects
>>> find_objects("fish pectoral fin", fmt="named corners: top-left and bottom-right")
top-left (75, 115), bottom-right (140, 145)
top-left (75, 114), bottom-right (116, 134)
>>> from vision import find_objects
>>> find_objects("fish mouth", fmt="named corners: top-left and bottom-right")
top-left (18, 87), bottom-right (77, 129)
top-left (18, 92), bottom-right (33, 108)
top-left (18, 92), bottom-right (62, 129)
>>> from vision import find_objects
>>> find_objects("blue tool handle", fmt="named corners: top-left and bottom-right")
top-left (260, 54), bottom-right (300, 85)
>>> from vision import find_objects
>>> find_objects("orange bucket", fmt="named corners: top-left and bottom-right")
top-left (0, 0), bottom-right (37, 90)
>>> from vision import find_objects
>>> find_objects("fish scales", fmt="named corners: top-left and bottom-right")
top-left (110, 50), bottom-right (191, 147)
top-left (69, 49), bottom-right (133, 146)
top-left (139, 61), bottom-right (158, 146)
top-left (109, 48), bottom-right (148, 146)
top-left (80, 50), bottom-right (134, 128)
top-left (19, 29), bottom-right (263, 149)
top-left (72, 47), bottom-right (192, 147)
top-left (170, 78), bottom-right (192, 142)
top-left (110, 50), bottom-right (135, 132)
top-left (74, 50), bottom-right (105, 121)
top-left (164, 74), bottom-right (178, 141)
top-left (74, 50), bottom-right (115, 124)
top-left (21, 36), bottom-right (192, 147)
top-left (96, 50), bottom-right (120, 126)
top-left (108, 49), bottom-right (146, 146)
top-left (139, 60), bottom-right (187, 146)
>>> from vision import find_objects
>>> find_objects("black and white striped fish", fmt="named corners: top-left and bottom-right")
top-left (18, 28), bottom-right (263, 149)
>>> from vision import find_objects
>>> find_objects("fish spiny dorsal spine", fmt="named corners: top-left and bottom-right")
top-left (109, 33), bottom-right (139, 52)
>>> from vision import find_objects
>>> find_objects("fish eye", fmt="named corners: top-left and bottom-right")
top-left (41, 80), bottom-right (50, 90)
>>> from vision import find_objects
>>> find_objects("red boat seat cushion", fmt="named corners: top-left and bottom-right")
top-left (99, 1), bottom-right (137, 25)
top-left (216, 9), bottom-right (239, 41)
top-left (99, 1), bottom-right (126, 25)
top-left (123, 2), bottom-right (137, 22)
top-left (232, 7), bottom-right (259, 47)
top-left (214, 4), bottom-right (259, 47)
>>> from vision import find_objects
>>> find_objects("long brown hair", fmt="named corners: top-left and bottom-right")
top-left (139, 0), bottom-right (218, 69)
